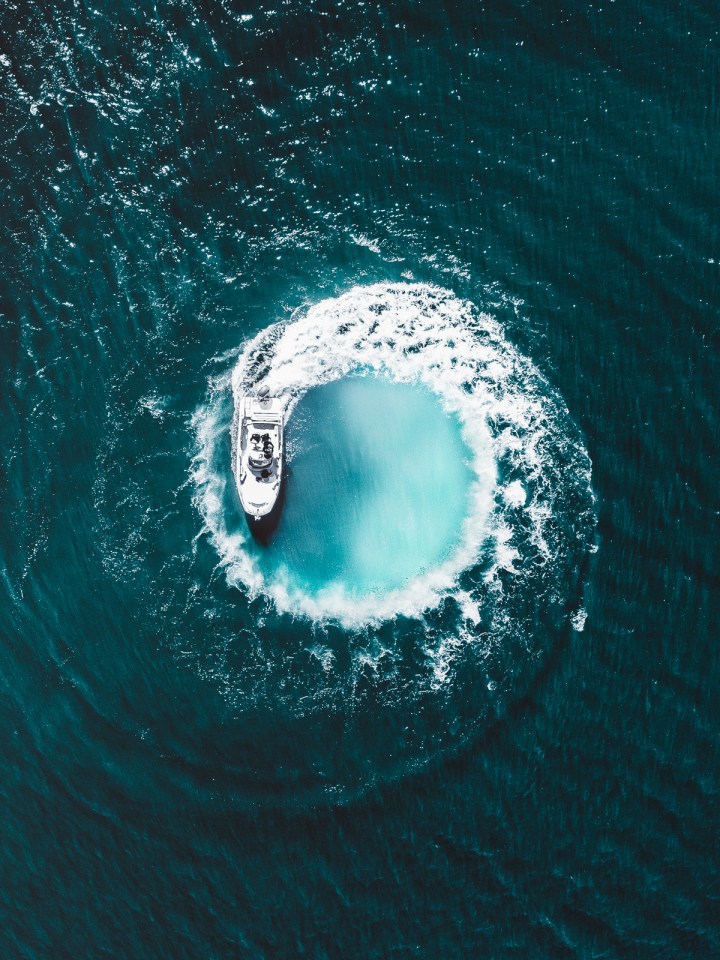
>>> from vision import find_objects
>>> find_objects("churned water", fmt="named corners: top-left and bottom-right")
top-left (260, 376), bottom-right (477, 602)
top-left (1, 0), bottom-right (718, 957)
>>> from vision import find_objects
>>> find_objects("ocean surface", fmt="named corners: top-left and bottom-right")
top-left (1, 0), bottom-right (718, 956)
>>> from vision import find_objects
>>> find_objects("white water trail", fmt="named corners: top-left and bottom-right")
top-left (192, 283), bottom-right (594, 631)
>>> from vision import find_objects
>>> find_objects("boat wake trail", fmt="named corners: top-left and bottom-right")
top-left (186, 283), bottom-right (596, 797)
top-left (193, 283), bottom-right (595, 632)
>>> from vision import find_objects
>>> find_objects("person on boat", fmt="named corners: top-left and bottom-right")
top-left (249, 432), bottom-right (272, 469)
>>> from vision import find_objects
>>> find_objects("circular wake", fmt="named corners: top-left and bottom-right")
top-left (144, 280), bottom-right (604, 800)
top-left (95, 282), bottom-right (595, 802)
top-left (193, 283), bottom-right (595, 641)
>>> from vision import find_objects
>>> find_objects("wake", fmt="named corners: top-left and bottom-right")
top-left (192, 283), bottom-right (595, 635)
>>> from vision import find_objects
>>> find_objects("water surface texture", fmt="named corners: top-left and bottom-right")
top-left (263, 376), bottom-right (476, 600)
top-left (2, 1), bottom-right (719, 957)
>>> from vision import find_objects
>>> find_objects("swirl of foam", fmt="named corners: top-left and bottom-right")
top-left (193, 283), bottom-right (595, 635)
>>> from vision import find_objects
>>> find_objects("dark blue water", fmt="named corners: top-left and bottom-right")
top-left (2, 1), bottom-right (718, 957)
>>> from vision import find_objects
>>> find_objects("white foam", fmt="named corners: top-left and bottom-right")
top-left (192, 283), bottom-right (595, 638)
top-left (504, 480), bottom-right (527, 508)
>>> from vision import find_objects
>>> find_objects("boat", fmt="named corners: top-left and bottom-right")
top-left (235, 385), bottom-right (285, 527)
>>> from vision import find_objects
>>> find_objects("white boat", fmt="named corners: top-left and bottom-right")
top-left (235, 386), bottom-right (285, 524)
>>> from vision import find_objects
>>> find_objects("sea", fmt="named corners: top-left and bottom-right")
top-left (1, 1), bottom-right (718, 956)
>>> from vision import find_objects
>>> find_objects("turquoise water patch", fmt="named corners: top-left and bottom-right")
top-left (256, 377), bottom-right (475, 599)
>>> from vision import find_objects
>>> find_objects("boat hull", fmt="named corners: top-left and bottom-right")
top-left (234, 392), bottom-right (285, 537)
top-left (243, 469), bottom-right (286, 544)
